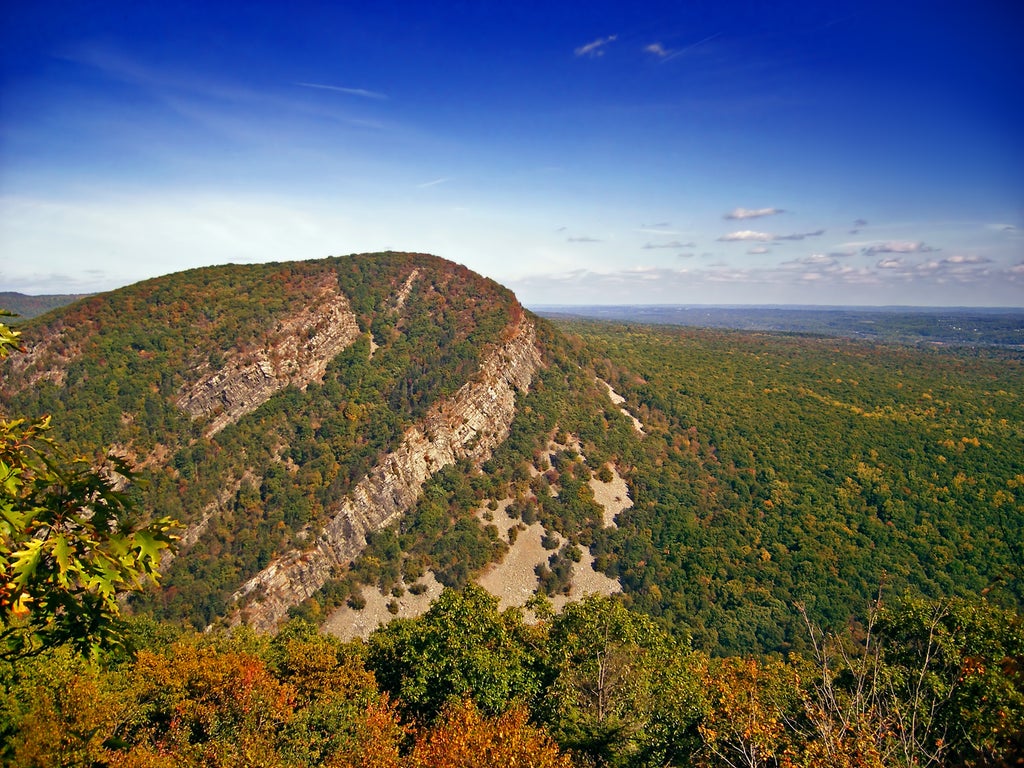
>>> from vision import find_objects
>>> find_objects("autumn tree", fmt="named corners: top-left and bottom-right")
top-left (408, 699), bottom-right (572, 768)
top-left (694, 655), bottom-right (799, 768)
top-left (792, 593), bottom-right (1024, 767)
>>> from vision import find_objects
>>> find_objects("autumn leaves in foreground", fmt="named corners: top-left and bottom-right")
top-left (4, 588), bottom-right (1023, 768)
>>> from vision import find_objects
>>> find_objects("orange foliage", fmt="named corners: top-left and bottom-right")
top-left (408, 700), bottom-right (572, 768)
top-left (326, 697), bottom-right (407, 768)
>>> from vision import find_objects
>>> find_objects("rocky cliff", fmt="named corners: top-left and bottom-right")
top-left (232, 316), bottom-right (542, 631)
top-left (176, 276), bottom-right (360, 436)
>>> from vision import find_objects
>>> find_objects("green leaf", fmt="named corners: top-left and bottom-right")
top-left (131, 528), bottom-right (170, 572)
top-left (53, 534), bottom-right (73, 586)
top-left (11, 539), bottom-right (44, 587)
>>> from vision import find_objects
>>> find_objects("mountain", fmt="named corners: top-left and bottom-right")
top-left (0, 291), bottom-right (91, 321)
top-left (2, 252), bottom-right (1021, 653)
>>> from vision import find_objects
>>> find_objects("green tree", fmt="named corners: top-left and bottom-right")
top-left (544, 595), bottom-right (704, 767)
top-left (0, 312), bottom-right (178, 659)
top-left (366, 584), bottom-right (543, 722)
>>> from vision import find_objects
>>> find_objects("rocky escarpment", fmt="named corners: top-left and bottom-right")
top-left (0, 318), bottom-right (78, 395)
top-left (231, 316), bottom-right (542, 631)
top-left (176, 277), bottom-right (360, 436)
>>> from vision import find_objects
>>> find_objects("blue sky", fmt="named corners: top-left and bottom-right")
top-left (1, 1), bottom-right (1021, 306)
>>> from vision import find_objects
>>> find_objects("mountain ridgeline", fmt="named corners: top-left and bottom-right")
top-left (2, 252), bottom-right (1022, 653)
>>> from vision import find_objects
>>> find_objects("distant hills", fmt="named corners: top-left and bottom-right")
top-left (535, 304), bottom-right (1024, 348)
top-left (0, 291), bottom-right (91, 320)
top-left (2, 253), bottom-right (1021, 653)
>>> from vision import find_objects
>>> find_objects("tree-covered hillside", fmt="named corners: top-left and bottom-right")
top-left (2, 256), bottom-right (1021, 655)
top-left (0, 292), bottom-right (89, 321)
top-left (559, 320), bottom-right (1023, 652)
top-left (2, 253), bottom-right (521, 627)
top-left (316, 312), bottom-right (1024, 656)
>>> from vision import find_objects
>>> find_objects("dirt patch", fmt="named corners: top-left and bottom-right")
top-left (476, 516), bottom-right (548, 611)
top-left (598, 378), bottom-right (645, 434)
top-left (589, 463), bottom-right (632, 528)
top-left (475, 501), bottom-right (621, 614)
top-left (551, 548), bottom-right (621, 612)
top-left (321, 571), bottom-right (444, 641)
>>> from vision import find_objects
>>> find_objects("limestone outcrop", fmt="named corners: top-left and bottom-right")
top-left (176, 278), bottom-right (360, 436)
top-left (231, 316), bottom-right (541, 631)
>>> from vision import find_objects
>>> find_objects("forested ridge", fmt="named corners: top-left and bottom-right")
top-left (2, 254), bottom-right (1022, 765)
top-left (2, 253), bottom-right (521, 627)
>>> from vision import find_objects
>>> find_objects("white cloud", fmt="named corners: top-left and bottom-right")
top-left (747, 246), bottom-right (770, 254)
top-left (643, 240), bottom-right (695, 249)
top-left (864, 241), bottom-right (937, 255)
top-left (575, 35), bottom-right (618, 57)
top-left (296, 82), bottom-right (388, 100)
top-left (721, 229), bottom-right (824, 243)
top-left (802, 254), bottom-right (835, 264)
top-left (417, 177), bottom-right (450, 188)
top-left (645, 43), bottom-right (672, 58)
top-left (725, 207), bottom-right (785, 220)
top-left (568, 236), bottom-right (602, 243)
top-left (877, 258), bottom-right (905, 269)
top-left (943, 254), bottom-right (990, 264)
top-left (719, 230), bottom-right (773, 242)
top-left (775, 229), bottom-right (825, 241)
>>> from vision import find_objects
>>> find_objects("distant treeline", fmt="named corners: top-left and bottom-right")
top-left (0, 291), bottom-right (91, 321)
top-left (536, 305), bottom-right (1024, 348)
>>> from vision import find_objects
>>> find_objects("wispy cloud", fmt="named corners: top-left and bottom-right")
top-left (643, 240), bottom-right (695, 249)
top-left (297, 82), bottom-right (388, 100)
top-left (513, 247), bottom-right (1018, 305)
top-left (719, 230), bottom-right (773, 242)
top-left (943, 254), bottom-right (991, 265)
top-left (645, 43), bottom-right (673, 58)
top-left (775, 229), bottom-right (825, 241)
top-left (568, 236), bottom-right (602, 243)
top-left (725, 207), bottom-right (785, 220)
top-left (636, 228), bottom-right (683, 236)
top-left (863, 241), bottom-right (937, 255)
top-left (982, 223), bottom-right (1021, 235)
top-left (417, 177), bottom-right (450, 188)
top-left (656, 33), bottom-right (722, 62)
top-left (747, 246), bottom-right (770, 254)
top-left (575, 35), bottom-right (618, 58)
top-left (721, 229), bottom-right (825, 243)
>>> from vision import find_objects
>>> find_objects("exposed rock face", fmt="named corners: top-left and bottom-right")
top-left (176, 278), bottom-right (360, 436)
top-left (231, 316), bottom-right (542, 631)
top-left (1, 319), bottom-right (77, 394)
